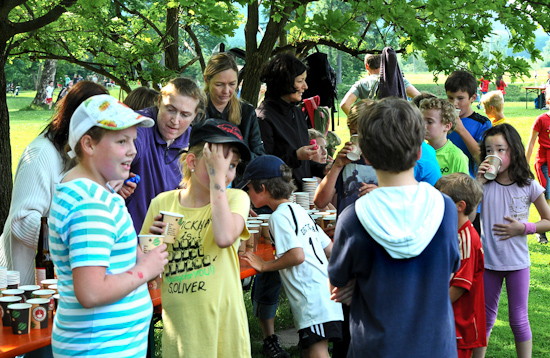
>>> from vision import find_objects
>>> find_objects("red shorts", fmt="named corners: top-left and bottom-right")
top-left (458, 348), bottom-right (472, 358)
top-left (45, 98), bottom-right (53, 104)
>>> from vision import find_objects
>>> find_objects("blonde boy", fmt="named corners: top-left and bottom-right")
top-left (420, 97), bottom-right (469, 176)
top-left (481, 90), bottom-right (505, 125)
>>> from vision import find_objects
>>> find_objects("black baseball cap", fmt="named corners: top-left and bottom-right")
top-left (189, 119), bottom-right (251, 161)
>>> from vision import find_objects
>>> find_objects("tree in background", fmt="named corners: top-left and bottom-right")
top-left (31, 59), bottom-right (57, 106)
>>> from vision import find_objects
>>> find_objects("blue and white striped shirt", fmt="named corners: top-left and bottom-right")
top-left (49, 178), bottom-right (152, 358)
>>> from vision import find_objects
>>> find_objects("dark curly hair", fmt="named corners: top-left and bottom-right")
top-left (479, 123), bottom-right (533, 187)
top-left (260, 53), bottom-right (307, 99)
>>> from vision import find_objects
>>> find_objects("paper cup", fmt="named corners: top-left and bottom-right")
top-left (26, 298), bottom-right (49, 329)
top-left (138, 235), bottom-right (165, 254)
top-left (260, 223), bottom-right (271, 241)
top-left (484, 155), bottom-right (502, 180)
top-left (0, 296), bottom-right (22, 326)
top-left (52, 294), bottom-right (60, 316)
top-left (160, 211), bottom-right (184, 243)
top-left (40, 279), bottom-right (57, 289)
top-left (32, 289), bottom-right (55, 318)
top-left (247, 230), bottom-right (260, 252)
top-left (7, 303), bottom-right (31, 335)
top-left (2, 289), bottom-right (25, 301)
top-left (346, 134), bottom-right (361, 161)
top-left (19, 285), bottom-right (41, 301)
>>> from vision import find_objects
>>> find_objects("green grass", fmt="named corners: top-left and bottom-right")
top-left (7, 93), bottom-right (550, 357)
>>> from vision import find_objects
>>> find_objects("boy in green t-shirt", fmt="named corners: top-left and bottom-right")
top-left (420, 97), bottom-right (469, 176)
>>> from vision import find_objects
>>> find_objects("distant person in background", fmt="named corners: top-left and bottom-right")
top-left (0, 81), bottom-right (108, 287)
top-left (477, 76), bottom-right (490, 109)
top-left (339, 53), bottom-right (420, 115)
top-left (124, 86), bottom-right (160, 111)
top-left (543, 70), bottom-right (550, 110)
top-left (495, 75), bottom-right (507, 96)
top-left (481, 91), bottom-right (506, 126)
top-left (45, 81), bottom-right (55, 109)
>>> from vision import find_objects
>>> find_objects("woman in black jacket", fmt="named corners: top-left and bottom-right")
top-left (257, 53), bottom-right (322, 192)
top-left (203, 52), bottom-right (265, 161)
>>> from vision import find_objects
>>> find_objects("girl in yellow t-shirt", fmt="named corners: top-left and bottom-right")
top-left (141, 119), bottom-right (252, 358)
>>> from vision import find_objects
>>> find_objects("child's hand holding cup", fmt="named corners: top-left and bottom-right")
top-left (483, 155), bottom-right (502, 180)
top-left (346, 134), bottom-right (361, 161)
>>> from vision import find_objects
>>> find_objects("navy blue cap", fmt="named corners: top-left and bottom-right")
top-left (190, 119), bottom-right (251, 161)
top-left (240, 155), bottom-right (285, 187)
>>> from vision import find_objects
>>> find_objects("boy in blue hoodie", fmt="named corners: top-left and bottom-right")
top-left (328, 97), bottom-right (460, 357)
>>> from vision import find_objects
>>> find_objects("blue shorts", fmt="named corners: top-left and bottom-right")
top-left (251, 271), bottom-right (282, 320)
top-left (540, 164), bottom-right (550, 200)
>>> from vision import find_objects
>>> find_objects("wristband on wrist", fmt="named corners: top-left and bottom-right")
top-left (523, 222), bottom-right (537, 235)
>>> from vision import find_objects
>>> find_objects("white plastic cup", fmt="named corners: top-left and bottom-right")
top-left (346, 134), bottom-right (361, 161)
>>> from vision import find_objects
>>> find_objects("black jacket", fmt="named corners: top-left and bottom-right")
top-left (205, 100), bottom-right (265, 161)
top-left (257, 95), bottom-right (324, 191)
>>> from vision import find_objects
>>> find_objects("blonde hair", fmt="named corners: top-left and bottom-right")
top-left (308, 128), bottom-right (325, 141)
top-left (179, 144), bottom-right (204, 187)
top-left (204, 53), bottom-right (242, 125)
top-left (419, 97), bottom-right (458, 131)
top-left (481, 90), bottom-right (504, 112)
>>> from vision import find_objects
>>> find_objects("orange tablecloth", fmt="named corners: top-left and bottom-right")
top-left (0, 316), bottom-right (53, 358)
top-left (0, 242), bottom-right (274, 356)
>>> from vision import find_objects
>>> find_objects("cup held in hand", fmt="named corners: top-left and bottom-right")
top-left (160, 211), bottom-right (184, 243)
top-left (346, 134), bottom-right (361, 161)
top-left (138, 235), bottom-right (165, 253)
top-left (484, 155), bottom-right (502, 180)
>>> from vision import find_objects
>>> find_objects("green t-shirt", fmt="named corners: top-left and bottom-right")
top-left (434, 140), bottom-right (469, 176)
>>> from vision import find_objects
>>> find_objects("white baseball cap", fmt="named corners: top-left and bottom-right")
top-left (68, 94), bottom-right (154, 158)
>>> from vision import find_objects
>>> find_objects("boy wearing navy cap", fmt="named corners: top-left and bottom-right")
top-left (242, 155), bottom-right (343, 358)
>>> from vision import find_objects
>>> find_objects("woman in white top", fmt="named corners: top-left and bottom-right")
top-left (0, 81), bottom-right (108, 285)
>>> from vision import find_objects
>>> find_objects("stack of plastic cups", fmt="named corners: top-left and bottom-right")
top-left (6, 271), bottom-right (20, 289)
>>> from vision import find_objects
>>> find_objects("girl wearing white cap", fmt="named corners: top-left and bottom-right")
top-left (48, 95), bottom-right (168, 357)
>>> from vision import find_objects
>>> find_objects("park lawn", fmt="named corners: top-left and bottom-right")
top-left (7, 96), bottom-right (550, 357)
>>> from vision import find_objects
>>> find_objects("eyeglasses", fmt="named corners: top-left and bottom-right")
top-left (164, 147), bottom-right (187, 165)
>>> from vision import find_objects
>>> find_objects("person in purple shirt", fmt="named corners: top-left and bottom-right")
top-left (122, 77), bottom-right (206, 233)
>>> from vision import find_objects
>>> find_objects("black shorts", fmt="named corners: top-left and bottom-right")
top-left (298, 321), bottom-right (342, 349)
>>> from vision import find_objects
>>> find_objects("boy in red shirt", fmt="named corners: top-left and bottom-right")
top-left (436, 173), bottom-right (486, 358)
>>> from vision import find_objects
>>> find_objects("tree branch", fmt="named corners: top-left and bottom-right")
top-left (7, 0), bottom-right (78, 36)
top-left (183, 25), bottom-right (205, 72)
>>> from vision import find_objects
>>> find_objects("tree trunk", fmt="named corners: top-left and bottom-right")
top-left (32, 59), bottom-right (57, 106)
top-left (164, 6), bottom-right (179, 72)
top-left (240, 1), bottom-right (293, 106)
top-left (0, 49), bottom-right (13, 230)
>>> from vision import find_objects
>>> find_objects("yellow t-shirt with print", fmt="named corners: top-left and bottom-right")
top-left (141, 188), bottom-right (251, 358)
